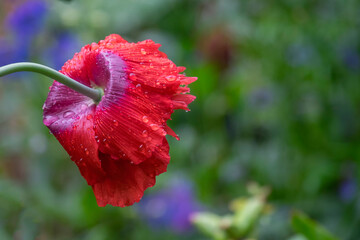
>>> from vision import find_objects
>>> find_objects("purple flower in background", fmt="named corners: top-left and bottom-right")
top-left (342, 48), bottom-right (360, 70)
top-left (44, 32), bottom-right (82, 70)
top-left (6, 0), bottom-right (47, 39)
top-left (3, 0), bottom-right (47, 62)
top-left (138, 177), bottom-right (202, 233)
top-left (339, 178), bottom-right (357, 202)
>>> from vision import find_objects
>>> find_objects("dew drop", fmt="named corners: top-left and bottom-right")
top-left (129, 73), bottom-right (136, 81)
top-left (86, 114), bottom-right (93, 120)
top-left (166, 75), bottom-right (176, 82)
top-left (81, 104), bottom-right (88, 110)
top-left (136, 84), bottom-right (141, 88)
top-left (150, 124), bottom-right (160, 131)
top-left (142, 116), bottom-right (149, 123)
top-left (113, 120), bottom-right (119, 126)
top-left (145, 149), bottom-right (152, 158)
top-left (63, 111), bottom-right (75, 118)
top-left (141, 48), bottom-right (146, 55)
top-left (142, 130), bottom-right (148, 137)
top-left (43, 115), bottom-right (59, 126)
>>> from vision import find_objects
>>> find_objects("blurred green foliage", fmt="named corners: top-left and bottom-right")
top-left (0, 0), bottom-right (359, 239)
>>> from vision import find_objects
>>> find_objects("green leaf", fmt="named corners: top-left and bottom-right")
top-left (291, 211), bottom-right (338, 240)
top-left (229, 197), bottom-right (264, 237)
top-left (191, 212), bottom-right (227, 240)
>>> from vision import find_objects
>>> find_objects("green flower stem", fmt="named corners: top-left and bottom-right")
top-left (0, 62), bottom-right (102, 102)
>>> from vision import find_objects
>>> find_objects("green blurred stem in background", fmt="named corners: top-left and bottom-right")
top-left (0, 62), bottom-right (103, 102)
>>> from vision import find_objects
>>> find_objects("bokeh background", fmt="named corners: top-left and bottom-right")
top-left (0, 0), bottom-right (359, 239)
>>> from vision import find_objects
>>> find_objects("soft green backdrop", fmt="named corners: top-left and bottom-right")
top-left (0, 0), bottom-right (359, 239)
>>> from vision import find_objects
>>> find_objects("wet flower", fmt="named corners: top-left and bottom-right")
top-left (138, 177), bottom-right (202, 233)
top-left (42, 34), bottom-right (197, 207)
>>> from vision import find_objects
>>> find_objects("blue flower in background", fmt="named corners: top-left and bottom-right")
top-left (6, 0), bottom-right (47, 39)
top-left (44, 32), bottom-right (82, 70)
top-left (339, 178), bottom-right (357, 202)
top-left (138, 177), bottom-right (202, 233)
top-left (3, 0), bottom-right (47, 62)
top-left (342, 48), bottom-right (360, 71)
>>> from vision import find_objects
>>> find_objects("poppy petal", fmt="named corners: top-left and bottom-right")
top-left (93, 139), bottom-right (169, 207)
top-left (43, 34), bottom-right (197, 207)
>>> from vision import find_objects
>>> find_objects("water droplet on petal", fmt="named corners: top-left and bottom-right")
top-left (86, 114), bottom-right (93, 120)
top-left (81, 104), bottom-right (88, 110)
top-left (145, 149), bottom-right (152, 158)
top-left (142, 116), bottom-right (149, 123)
top-left (141, 48), bottom-right (146, 55)
top-left (43, 116), bottom-right (59, 126)
top-left (129, 73), bottom-right (136, 81)
top-left (142, 130), bottom-right (148, 137)
top-left (113, 120), bottom-right (118, 126)
top-left (166, 75), bottom-right (176, 82)
top-left (63, 111), bottom-right (75, 118)
top-left (150, 124), bottom-right (160, 131)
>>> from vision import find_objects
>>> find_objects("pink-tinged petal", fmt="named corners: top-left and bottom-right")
top-left (43, 34), bottom-right (197, 207)
top-left (88, 38), bottom-right (196, 165)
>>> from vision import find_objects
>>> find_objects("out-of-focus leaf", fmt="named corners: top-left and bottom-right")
top-left (229, 197), bottom-right (264, 237)
top-left (288, 235), bottom-right (308, 240)
top-left (191, 212), bottom-right (227, 240)
top-left (291, 211), bottom-right (339, 240)
top-left (228, 184), bottom-right (270, 238)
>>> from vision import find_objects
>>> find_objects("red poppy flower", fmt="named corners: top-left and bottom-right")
top-left (42, 34), bottom-right (197, 207)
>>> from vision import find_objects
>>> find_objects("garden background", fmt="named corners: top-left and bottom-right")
top-left (0, 0), bottom-right (359, 239)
